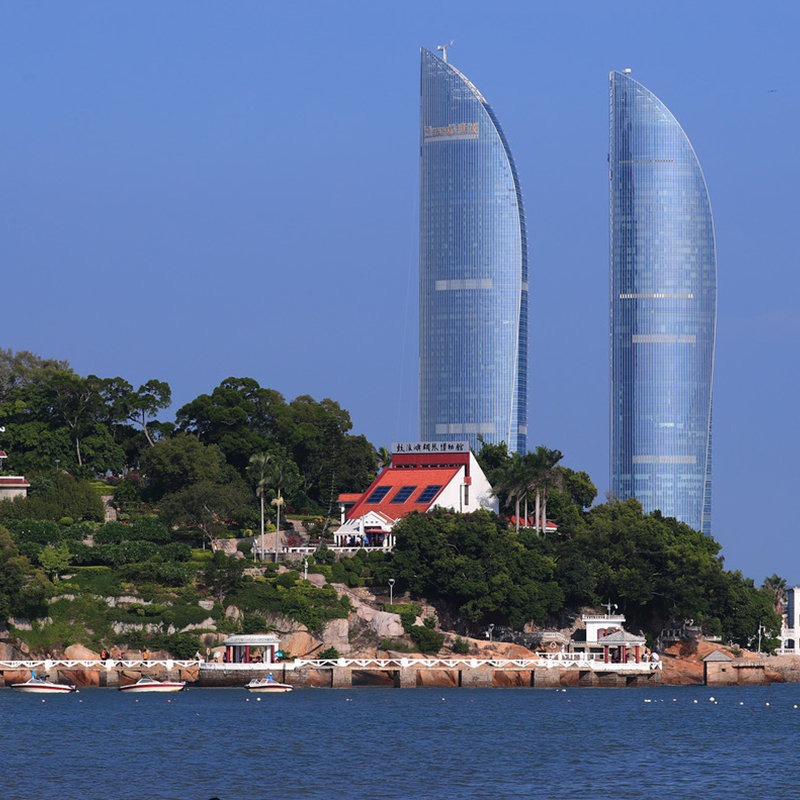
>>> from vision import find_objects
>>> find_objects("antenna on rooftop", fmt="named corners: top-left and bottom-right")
top-left (437, 40), bottom-right (454, 62)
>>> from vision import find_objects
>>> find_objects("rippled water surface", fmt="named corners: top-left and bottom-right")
top-left (2, 683), bottom-right (797, 799)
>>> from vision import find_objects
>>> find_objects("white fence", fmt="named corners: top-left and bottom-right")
top-left (0, 655), bottom-right (661, 674)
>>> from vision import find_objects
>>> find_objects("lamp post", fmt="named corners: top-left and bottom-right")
top-left (303, 556), bottom-right (310, 581)
top-left (388, 578), bottom-right (395, 606)
top-left (488, 623), bottom-right (495, 642)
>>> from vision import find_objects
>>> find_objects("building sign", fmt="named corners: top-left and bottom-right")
top-left (392, 441), bottom-right (470, 454)
top-left (423, 122), bottom-right (479, 141)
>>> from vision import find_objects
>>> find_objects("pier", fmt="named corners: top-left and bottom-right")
top-left (0, 653), bottom-right (662, 689)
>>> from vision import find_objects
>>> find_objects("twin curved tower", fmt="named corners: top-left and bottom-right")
top-left (418, 53), bottom-right (716, 534)
top-left (419, 48), bottom-right (528, 455)
top-left (609, 71), bottom-right (716, 535)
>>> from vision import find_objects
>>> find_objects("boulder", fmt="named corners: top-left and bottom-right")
top-left (470, 640), bottom-right (537, 659)
top-left (64, 644), bottom-right (99, 661)
top-left (355, 603), bottom-right (379, 624)
top-left (369, 611), bottom-right (404, 638)
top-left (0, 641), bottom-right (25, 661)
top-left (262, 612), bottom-right (308, 634)
top-left (280, 631), bottom-right (322, 658)
top-left (322, 618), bottom-right (351, 654)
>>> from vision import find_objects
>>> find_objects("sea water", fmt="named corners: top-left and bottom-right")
top-left (1, 683), bottom-right (795, 799)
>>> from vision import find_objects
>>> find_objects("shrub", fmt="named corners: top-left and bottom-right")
top-left (409, 625), bottom-right (443, 654)
top-left (276, 570), bottom-right (299, 589)
top-left (63, 567), bottom-right (121, 597)
top-left (317, 646), bottom-right (340, 660)
top-left (452, 636), bottom-right (470, 655)
top-left (379, 638), bottom-right (416, 653)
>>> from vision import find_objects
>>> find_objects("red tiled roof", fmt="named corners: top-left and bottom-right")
top-left (347, 466), bottom-right (461, 521)
top-left (507, 516), bottom-right (558, 531)
top-left (0, 477), bottom-right (30, 487)
top-left (337, 493), bottom-right (363, 504)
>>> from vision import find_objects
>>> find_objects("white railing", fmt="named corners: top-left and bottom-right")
top-left (281, 655), bottom-right (661, 672)
top-left (0, 656), bottom-right (661, 673)
top-left (0, 659), bottom-right (200, 670)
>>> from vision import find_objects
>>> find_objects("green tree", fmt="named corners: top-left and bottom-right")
top-left (249, 452), bottom-right (272, 560)
top-left (100, 377), bottom-right (172, 448)
top-left (527, 446), bottom-right (564, 534)
top-left (0, 349), bottom-right (71, 402)
top-left (176, 378), bottom-right (285, 472)
top-left (45, 371), bottom-right (105, 468)
top-left (392, 509), bottom-right (563, 629)
top-left (559, 467), bottom-right (597, 509)
top-left (37, 542), bottom-right (73, 581)
top-left (762, 574), bottom-right (787, 616)
top-left (375, 445), bottom-right (392, 470)
top-left (140, 435), bottom-right (223, 499)
top-left (201, 550), bottom-right (247, 602)
top-left (159, 480), bottom-right (251, 546)
top-left (0, 527), bottom-right (49, 622)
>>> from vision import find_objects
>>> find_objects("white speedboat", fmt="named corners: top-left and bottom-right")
top-left (11, 675), bottom-right (77, 694)
top-left (119, 676), bottom-right (186, 693)
top-left (245, 676), bottom-right (293, 693)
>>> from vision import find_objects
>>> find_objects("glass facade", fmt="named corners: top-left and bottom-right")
top-left (419, 48), bottom-right (528, 454)
top-left (609, 71), bottom-right (717, 535)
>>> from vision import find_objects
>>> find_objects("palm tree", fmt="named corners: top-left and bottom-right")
top-left (375, 445), bottom-right (392, 471)
top-left (268, 459), bottom-right (290, 562)
top-left (762, 574), bottom-right (787, 617)
top-left (248, 452), bottom-right (272, 562)
top-left (526, 446), bottom-right (563, 534)
top-left (495, 452), bottom-right (529, 532)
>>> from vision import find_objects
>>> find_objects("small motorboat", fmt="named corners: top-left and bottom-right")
top-left (245, 675), bottom-right (293, 693)
top-left (11, 673), bottom-right (77, 694)
top-left (119, 676), bottom-right (186, 693)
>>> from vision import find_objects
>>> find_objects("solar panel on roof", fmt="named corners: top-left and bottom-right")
top-left (365, 486), bottom-right (391, 503)
top-left (416, 485), bottom-right (442, 503)
top-left (391, 486), bottom-right (417, 503)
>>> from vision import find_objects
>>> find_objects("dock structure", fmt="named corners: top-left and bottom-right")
top-left (0, 654), bottom-right (662, 689)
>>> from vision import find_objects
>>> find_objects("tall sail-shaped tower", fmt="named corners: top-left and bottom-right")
top-left (419, 47), bottom-right (528, 454)
top-left (609, 70), bottom-right (717, 534)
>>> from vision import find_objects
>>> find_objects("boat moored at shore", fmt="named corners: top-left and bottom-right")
top-left (119, 676), bottom-right (186, 693)
top-left (12, 674), bottom-right (78, 694)
top-left (245, 676), bottom-right (293, 693)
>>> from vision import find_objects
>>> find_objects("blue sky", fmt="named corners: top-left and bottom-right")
top-left (1, 1), bottom-right (798, 583)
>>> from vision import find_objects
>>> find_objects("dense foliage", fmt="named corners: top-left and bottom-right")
top-left (0, 349), bottom-right (785, 657)
top-left (0, 350), bottom-right (381, 524)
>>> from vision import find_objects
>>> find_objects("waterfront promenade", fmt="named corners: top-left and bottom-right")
top-left (0, 652), bottom-right (662, 688)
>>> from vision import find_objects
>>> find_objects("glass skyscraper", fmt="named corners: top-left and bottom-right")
top-left (609, 70), bottom-right (717, 535)
top-left (419, 47), bottom-right (528, 454)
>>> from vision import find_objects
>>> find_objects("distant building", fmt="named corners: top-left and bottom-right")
top-left (571, 613), bottom-right (627, 655)
top-left (0, 475), bottom-right (30, 501)
top-left (0, 450), bottom-right (29, 501)
top-left (609, 70), bottom-right (717, 535)
top-left (779, 586), bottom-right (800, 654)
top-left (419, 47), bottom-right (528, 454)
top-left (335, 441), bottom-right (498, 547)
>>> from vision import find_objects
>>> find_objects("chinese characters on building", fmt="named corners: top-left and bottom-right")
top-left (423, 122), bottom-right (479, 140)
top-left (392, 441), bottom-right (469, 454)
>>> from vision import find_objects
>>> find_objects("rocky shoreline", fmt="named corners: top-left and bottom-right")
top-left (2, 576), bottom-right (793, 688)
